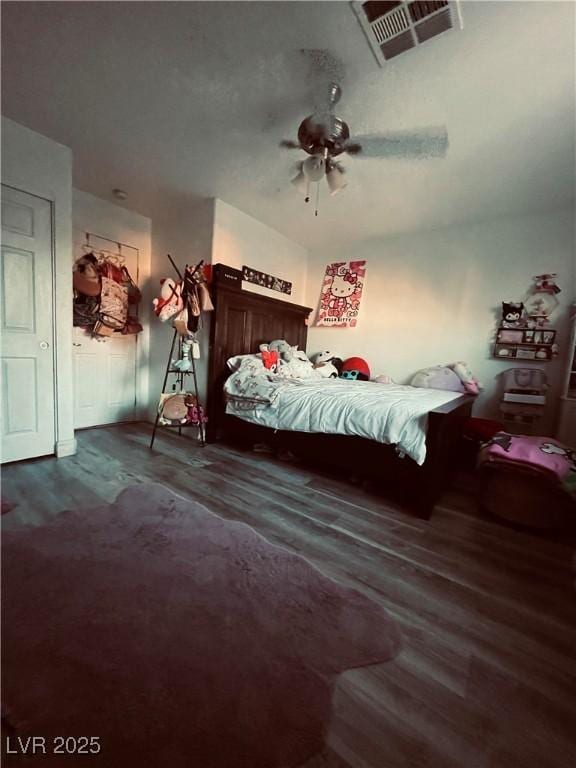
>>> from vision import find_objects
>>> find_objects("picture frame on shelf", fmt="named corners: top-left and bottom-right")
top-left (516, 348), bottom-right (536, 360)
top-left (523, 330), bottom-right (535, 343)
top-left (497, 329), bottom-right (523, 344)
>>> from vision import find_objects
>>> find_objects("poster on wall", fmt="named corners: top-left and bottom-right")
top-left (242, 266), bottom-right (292, 295)
top-left (315, 261), bottom-right (366, 328)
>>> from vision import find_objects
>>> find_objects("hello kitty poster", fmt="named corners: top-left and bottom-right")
top-left (315, 261), bottom-right (366, 328)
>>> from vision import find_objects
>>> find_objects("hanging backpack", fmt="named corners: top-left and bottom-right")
top-left (94, 276), bottom-right (128, 332)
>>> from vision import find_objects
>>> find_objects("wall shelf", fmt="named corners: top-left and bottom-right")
top-left (493, 326), bottom-right (557, 362)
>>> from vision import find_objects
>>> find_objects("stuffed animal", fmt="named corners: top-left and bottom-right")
top-left (159, 393), bottom-right (188, 425)
top-left (311, 350), bottom-right (343, 377)
top-left (293, 349), bottom-right (311, 363)
top-left (268, 339), bottom-right (295, 363)
top-left (172, 337), bottom-right (193, 372)
top-left (152, 278), bottom-right (188, 334)
top-left (259, 344), bottom-right (280, 372)
top-left (340, 356), bottom-right (370, 381)
top-left (411, 366), bottom-right (464, 392)
top-left (372, 373), bottom-right (395, 385)
top-left (411, 362), bottom-right (481, 395)
top-left (185, 394), bottom-right (208, 425)
top-left (501, 301), bottom-right (524, 328)
top-left (315, 362), bottom-right (339, 378)
top-left (450, 361), bottom-right (482, 395)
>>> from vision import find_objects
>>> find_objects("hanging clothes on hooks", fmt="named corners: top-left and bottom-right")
top-left (182, 261), bottom-right (214, 333)
top-left (73, 232), bottom-right (142, 337)
top-left (152, 259), bottom-right (213, 336)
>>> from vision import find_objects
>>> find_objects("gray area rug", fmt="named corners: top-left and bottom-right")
top-left (2, 483), bottom-right (401, 767)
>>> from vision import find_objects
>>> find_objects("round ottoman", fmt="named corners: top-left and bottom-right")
top-left (478, 463), bottom-right (575, 528)
top-left (460, 418), bottom-right (505, 471)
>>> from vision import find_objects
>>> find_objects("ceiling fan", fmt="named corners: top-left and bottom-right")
top-left (280, 82), bottom-right (449, 208)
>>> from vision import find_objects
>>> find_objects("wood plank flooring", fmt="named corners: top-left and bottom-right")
top-left (2, 423), bottom-right (576, 768)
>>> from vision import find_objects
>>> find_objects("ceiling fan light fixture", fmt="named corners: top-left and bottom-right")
top-left (302, 153), bottom-right (326, 182)
top-left (326, 166), bottom-right (347, 196)
top-left (291, 169), bottom-right (308, 194)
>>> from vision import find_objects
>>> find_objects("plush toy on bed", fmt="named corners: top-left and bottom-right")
top-left (411, 362), bottom-right (481, 395)
top-left (450, 361), bottom-right (482, 395)
top-left (340, 357), bottom-right (371, 381)
top-left (268, 339), bottom-right (295, 363)
top-left (311, 350), bottom-right (343, 379)
top-left (260, 340), bottom-right (317, 379)
top-left (259, 344), bottom-right (280, 372)
top-left (372, 373), bottom-right (395, 385)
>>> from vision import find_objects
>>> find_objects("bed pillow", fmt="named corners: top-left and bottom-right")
top-left (226, 353), bottom-right (263, 372)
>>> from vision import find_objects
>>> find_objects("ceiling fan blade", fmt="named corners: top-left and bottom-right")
top-left (280, 139), bottom-right (302, 150)
top-left (291, 160), bottom-right (304, 174)
top-left (346, 127), bottom-right (449, 159)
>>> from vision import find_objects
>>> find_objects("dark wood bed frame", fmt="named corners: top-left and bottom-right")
top-left (206, 282), bottom-right (474, 519)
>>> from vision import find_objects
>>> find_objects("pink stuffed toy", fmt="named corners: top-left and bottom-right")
top-left (152, 277), bottom-right (188, 334)
top-left (449, 361), bottom-right (482, 395)
top-left (411, 362), bottom-right (482, 395)
top-left (153, 277), bottom-right (182, 320)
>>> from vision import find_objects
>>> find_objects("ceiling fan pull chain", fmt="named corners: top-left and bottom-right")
top-left (315, 181), bottom-right (320, 217)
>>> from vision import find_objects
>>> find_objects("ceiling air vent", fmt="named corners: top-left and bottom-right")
top-left (351, 0), bottom-right (463, 66)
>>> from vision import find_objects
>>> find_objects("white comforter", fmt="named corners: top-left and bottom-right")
top-left (225, 377), bottom-right (463, 465)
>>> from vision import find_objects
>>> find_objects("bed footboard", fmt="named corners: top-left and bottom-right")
top-left (221, 395), bottom-right (474, 520)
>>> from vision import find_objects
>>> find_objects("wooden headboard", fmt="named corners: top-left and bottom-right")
top-left (206, 283), bottom-right (312, 440)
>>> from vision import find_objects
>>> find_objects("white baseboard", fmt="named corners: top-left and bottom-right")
top-left (55, 437), bottom-right (77, 458)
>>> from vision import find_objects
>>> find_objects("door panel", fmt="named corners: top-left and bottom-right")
top-left (73, 333), bottom-right (136, 428)
top-left (2, 248), bottom-right (36, 331)
top-left (72, 232), bottom-right (138, 429)
top-left (1, 186), bottom-right (55, 463)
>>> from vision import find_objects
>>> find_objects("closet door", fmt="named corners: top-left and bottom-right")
top-left (72, 243), bottom-right (138, 429)
top-left (73, 329), bottom-right (137, 428)
top-left (1, 186), bottom-right (56, 463)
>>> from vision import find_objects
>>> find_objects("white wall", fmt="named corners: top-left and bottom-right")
top-left (72, 189), bottom-right (152, 419)
top-left (147, 197), bottom-right (309, 423)
top-left (306, 209), bottom-right (575, 435)
top-left (212, 198), bottom-right (308, 306)
top-left (1, 116), bottom-right (76, 456)
top-left (149, 198), bottom-right (215, 418)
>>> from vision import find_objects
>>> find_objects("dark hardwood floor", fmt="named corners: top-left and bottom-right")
top-left (2, 423), bottom-right (576, 768)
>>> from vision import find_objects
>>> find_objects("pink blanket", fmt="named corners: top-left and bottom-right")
top-left (479, 433), bottom-right (576, 484)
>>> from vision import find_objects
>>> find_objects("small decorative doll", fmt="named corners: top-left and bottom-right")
top-left (501, 301), bottom-right (524, 328)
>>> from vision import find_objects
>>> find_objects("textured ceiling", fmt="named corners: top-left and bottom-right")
top-left (2, 1), bottom-right (575, 249)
